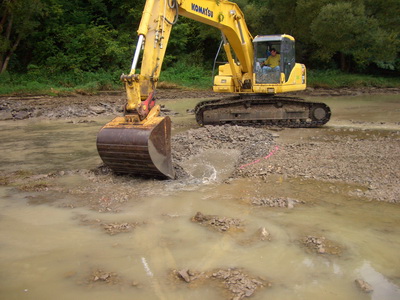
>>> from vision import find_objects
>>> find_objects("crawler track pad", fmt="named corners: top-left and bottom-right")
top-left (96, 116), bottom-right (174, 179)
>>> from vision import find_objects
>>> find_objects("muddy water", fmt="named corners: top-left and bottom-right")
top-left (322, 94), bottom-right (400, 123)
top-left (1, 94), bottom-right (400, 300)
top-left (0, 119), bottom-right (106, 173)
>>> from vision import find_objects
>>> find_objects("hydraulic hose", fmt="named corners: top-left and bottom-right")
top-left (164, 0), bottom-right (179, 25)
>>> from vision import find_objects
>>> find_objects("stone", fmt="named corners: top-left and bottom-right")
top-left (0, 111), bottom-right (13, 120)
top-left (355, 279), bottom-right (373, 293)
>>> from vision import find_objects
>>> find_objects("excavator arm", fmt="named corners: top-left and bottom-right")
top-left (122, 0), bottom-right (254, 117)
top-left (121, 0), bottom-right (178, 120)
top-left (97, 0), bottom-right (257, 179)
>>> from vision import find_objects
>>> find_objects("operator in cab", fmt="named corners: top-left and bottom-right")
top-left (262, 48), bottom-right (280, 73)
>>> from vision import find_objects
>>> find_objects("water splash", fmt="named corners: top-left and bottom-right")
top-left (180, 149), bottom-right (240, 184)
top-left (201, 165), bottom-right (217, 184)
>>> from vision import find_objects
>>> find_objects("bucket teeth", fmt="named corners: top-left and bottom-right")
top-left (96, 116), bottom-right (174, 179)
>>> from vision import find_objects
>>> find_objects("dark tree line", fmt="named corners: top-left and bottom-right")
top-left (1, 0), bottom-right (399, 75)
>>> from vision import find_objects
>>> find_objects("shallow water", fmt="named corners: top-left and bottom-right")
top-left (0, 119), bottom-right (105, 173)
top-left (0, 94), bottom-right (399, 300)
top-left (321, 94), bottom-right (400, 123)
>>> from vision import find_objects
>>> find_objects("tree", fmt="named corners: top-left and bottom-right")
top-left (310, 2), bottom-right (399, 71)
top-left (364, 0), bottom-right (400, 71)
top-left (0, 0), bottom-right (44, 73)
top-left (2, 0), bottom-right (399, 76)
top-left (27, 0), bottom-right (135, 73)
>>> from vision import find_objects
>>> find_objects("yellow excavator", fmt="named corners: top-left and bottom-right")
top-left (96, 0), bottom-right (331, 179)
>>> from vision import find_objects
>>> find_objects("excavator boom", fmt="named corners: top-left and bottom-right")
top-left (97, 0), bottom-right (257, 179)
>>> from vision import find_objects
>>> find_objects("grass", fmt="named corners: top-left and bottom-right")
top-left (307, 69), bottom-right (400, 89)
top-left (1, 65), bottom-right (399, 96)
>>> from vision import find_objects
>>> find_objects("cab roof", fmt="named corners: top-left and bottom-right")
top-left (253, 34), bottom-right (295, 43)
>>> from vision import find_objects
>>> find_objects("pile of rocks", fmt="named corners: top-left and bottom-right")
top-left (212, 268), bottom-right (268, 300)
top-left (251, 197), bottom-right (305, 208)
top-left (172, 125), bottom-right (276, 178)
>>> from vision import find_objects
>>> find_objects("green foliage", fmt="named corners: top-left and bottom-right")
top-left (38, 24), bottom-right (132, 72)
top-left (364, 0), bottom-right (400, 29)
top-left (254, 0), bottom-right (400, 72)
top-left (0, 0), bottom-right (45, 72)
top-left (175, 18), bottom-right (220, 65)
top-left (261, 0), bottom-right (298, 34)
top-left (232, 0), bottom-right (271, 35)
top-left (1, 0), bottom-right (399, 93)
top-left (316, 1), bottom-right (398, 71)
top-left (163, 23), bottom-right (191, 66)
top-left (9, 0), bottom-right (137, 73)
top-left (310, 2), bottom-right (397, 69)
top-left (160, 61), bottom-right (213, 89)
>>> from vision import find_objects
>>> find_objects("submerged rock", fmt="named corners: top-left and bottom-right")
top-left (302, 235), bottom-right (342, 255)
top-left (355, 279), bottom-right (373, 293)
top-left (192, 211), bottom-right (244, 232)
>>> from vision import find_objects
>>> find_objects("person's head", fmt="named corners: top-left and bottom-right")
top-left (270, 48), bottom-right (277, 56)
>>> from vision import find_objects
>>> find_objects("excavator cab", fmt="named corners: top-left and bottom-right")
top-left (253, 35), bottom-right (296, 84)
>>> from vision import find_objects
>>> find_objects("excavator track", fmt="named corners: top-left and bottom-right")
top-left (195, 96), bottom-right (331, 128)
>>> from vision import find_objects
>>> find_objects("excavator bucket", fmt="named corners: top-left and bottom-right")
top-left (96, 116), bottom-right (175, 179)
